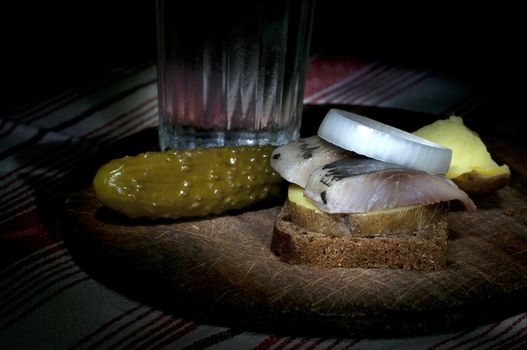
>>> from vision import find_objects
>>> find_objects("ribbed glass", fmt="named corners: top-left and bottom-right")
top-left (156, 0), bottom-right (314, 150)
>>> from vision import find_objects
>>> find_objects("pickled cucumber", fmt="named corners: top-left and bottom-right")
top-left (93, 145), bottom-right (285, 219)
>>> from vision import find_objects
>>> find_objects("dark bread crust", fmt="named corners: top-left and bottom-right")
top-left (271, 205), bottom-right (448, 271)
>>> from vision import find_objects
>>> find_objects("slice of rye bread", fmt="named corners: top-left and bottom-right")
top-left (271, 204), bottom-right (448, 271)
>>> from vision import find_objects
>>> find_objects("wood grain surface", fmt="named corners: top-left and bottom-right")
top-left (61, 106), bottom-right (527, 337)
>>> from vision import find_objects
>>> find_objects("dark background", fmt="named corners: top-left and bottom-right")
top-left (1, 2), bottom-right (525, 112)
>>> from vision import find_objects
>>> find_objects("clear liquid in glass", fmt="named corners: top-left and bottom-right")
top-left (156, 0), bottom-right (314, 149)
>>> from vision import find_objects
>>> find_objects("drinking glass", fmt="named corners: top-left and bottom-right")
top-left (156, 0), bottom-right (314, 150)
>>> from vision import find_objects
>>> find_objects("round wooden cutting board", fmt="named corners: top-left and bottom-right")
top-left (62, 182), bottom-right (527, 337)
top-left (61, 107), bottom-right (527, 337)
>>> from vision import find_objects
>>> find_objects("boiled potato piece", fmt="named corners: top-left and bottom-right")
top-left (413, 116), bottom-right (510, 193)
top-left (287, 184), bottom-right (446, 237)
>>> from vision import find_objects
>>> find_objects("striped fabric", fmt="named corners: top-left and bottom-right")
top-left (1, 56), bottom-right (523, 349)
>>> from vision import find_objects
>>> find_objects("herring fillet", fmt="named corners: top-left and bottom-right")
top-left (270, 136), bottom-right (352, 187)
top-left (304, 159), bottom-right (477, 213)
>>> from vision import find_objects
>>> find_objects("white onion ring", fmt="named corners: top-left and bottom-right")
top-left (317, 109), bottom-right (452, 174)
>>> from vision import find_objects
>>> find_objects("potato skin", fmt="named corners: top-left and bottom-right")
top-left (452, 170), bottom-right (511, 194)
top-left (286, 199), bottom-right (447, 238)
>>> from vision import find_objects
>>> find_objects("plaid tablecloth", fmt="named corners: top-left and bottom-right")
top-left (1, 55), bottom-right (526, 350)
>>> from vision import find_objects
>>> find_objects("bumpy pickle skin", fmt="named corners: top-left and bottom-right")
top-left (93, 145), bottom-right (284, 219)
